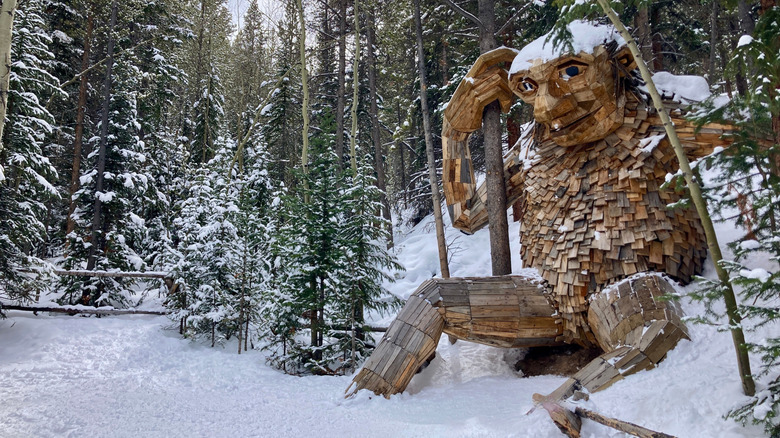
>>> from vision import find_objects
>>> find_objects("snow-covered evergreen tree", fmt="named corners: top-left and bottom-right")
top-left (261, 0), bottom-right (301, 188)
top-left (61, 38), bottom-right (162, 307)
top-left (0, 0), bottom-right (62, 305)
top-left (263, 121), bottom-right (400, 374)
top-left (191, 66), bottom-right (225, 164)
top-left (168, 136), bottom-right (272, 349)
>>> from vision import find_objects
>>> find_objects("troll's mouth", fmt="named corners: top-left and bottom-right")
top-left (549, 112), bottom-right (592, 133)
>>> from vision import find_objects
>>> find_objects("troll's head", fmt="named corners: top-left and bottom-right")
top-left (507, 21), bottom-right (639, 147)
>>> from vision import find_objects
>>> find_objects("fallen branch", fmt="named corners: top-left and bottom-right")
top-left (52, 269), bottom-right (170, 279)
top-left (575, 407), bottom-right (676, 438)
top-left (1, 304), bottom-right (168, 316)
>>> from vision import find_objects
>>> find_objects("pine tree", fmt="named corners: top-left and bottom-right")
top-left (60, 1), bottom-right (164, 306)
top-left (168, 138), bottom-right (272, 348)
top-left (261, 0), bottom-right (301, 188)
top-left (0, 0), bottom-right (62, 305)
top-left (263, 113), bottom-right (400, 374)
top-left (191, 65), bottom-right (225, 164)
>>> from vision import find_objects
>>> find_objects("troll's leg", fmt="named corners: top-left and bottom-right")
top-left (540, 274), bottom-right (689, 402)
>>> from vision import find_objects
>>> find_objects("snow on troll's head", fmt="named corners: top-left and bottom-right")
top-left (506, 20), bottom-right (644, 147)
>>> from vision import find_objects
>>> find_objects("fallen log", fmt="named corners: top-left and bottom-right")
top-left (52, 269), bottom-right (170, 279)
top-left (1, 304), bottom-right (168, 316)
top-left (1, 305), bottom-right (389, 331)
top-left (575, 407), bottom-right (676, 438)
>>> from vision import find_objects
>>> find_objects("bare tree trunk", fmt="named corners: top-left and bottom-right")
top-left (738, 0), bottom-right (755, 34)
top-left (709, 0), bottom-right (719, 83)
top-left (66, 8), bottom-right (94, 240)
top-left (297, 0), bottom-right (310, 180)
top-left (0, 0), bottom-right (17, 181)
top-left (396, 100), bottom-right (408, 208)
top-left (596, 0), bottom-right (756, 397)
top-left (414, 0), bottom-right (449, 279)
top-left (366, 5), bottom-right (393, 246)
top-left (349, 0), bottom-right (359, 174)
top-left (86, 0), bottom-right (118, 279)
top-left (478, 0), bottom-right (511, 276)
top-left (650, 6), bottom-right (663, 71)
top-left (335, 0), bottom-right (347, 166)
top-left (634, 2), bottom-right (652, 67)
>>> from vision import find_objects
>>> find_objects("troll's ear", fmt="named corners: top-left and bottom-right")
top-left (614, 46), bottom-right (637, 75)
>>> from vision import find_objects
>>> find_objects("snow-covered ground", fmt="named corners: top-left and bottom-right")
top-left (0, 207), bottom-right (771, 437)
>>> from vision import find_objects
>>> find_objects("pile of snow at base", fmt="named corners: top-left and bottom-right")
top-left (0, 204), bottom-right (771, 437)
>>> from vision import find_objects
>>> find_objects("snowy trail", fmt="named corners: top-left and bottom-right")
top-left (0, 313), bottom-right (569, 438)
top-left (0, 309), bottom-right (766, 437)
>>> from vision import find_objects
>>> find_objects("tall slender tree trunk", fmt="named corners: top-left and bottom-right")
top-left (709, 0), bottom-right (719, 82)
top-left (650, 5), bottom-right (664, 71)
top-left (86, 0), bottom-right (118, 279)
top-left (0, 0), bottom-right (17, 181)
top-left (735, 0), bottom-right (755, 97)
top-left (335, 0), bottom-right (347, 167)
top-left (634, 2), bottom-right (652, 66)
top-left (349, 0), bottom-right (359, 174)
top-left (201, 73), bottom-right (213, 163)
top-left (396, 100), bottom-right (408, 208)
top-left (478, 0), bottom-right (511, 276)
top-left (366, 6), bottom-right (393, 246)
top-left (66, 8), bottom-right (94, 240)
top-left (297, 0), bottom-right (310, 179)
top-left (414, 0), bottom-right (449, 279)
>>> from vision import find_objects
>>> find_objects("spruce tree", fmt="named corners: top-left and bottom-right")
top-left (168, 137), bottom-right (272, 348)
top-left (0, 0), bottom-right (62, 305)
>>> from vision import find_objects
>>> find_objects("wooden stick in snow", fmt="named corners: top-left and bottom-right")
top-left (575, 407), bottom-right (676, 438)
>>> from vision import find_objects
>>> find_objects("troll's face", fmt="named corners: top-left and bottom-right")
top-left (508, 45), bottom-right (632, 147)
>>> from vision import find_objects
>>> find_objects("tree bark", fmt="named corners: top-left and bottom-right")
top-left (708, 0), bottom-right (718, 82)
top-left (86, 0), bottom-right (118, 279)
top-left (650, 5), bottom-right (663, 71)
top-left (634, 2), bottom-right (652, 67)
top-left (414, 0), bottom-right (449, 279)
top-left (335, 0), bottom-right (347, 166)
top-left (297, 0), bottom-right (310, 179)
top-left (0, 0), bottom-right (18, 181)
top-left (366, 5), bottom-right (393, 246)
top-left (66, 8), bottom-right (94, 240)
top-left (478, 0), bottom-right (511, 276)
top-left (595, 0), bottom-right (756, 397)
top-left (349, 0), bottom-right (359, 174)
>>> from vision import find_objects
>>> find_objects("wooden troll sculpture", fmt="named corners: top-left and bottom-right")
top-left (347, 23), bottom-right (732, 402)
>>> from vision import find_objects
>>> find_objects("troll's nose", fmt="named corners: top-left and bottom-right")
top-left (533, 81), bottom-right (576, 125)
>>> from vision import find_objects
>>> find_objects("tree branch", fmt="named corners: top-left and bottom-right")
top-left (440, 0), bottom-right (485, 34)
top-left (47, 36), bottom-right (161, 109)
top-left (494, 3), bottom-right (532, 38)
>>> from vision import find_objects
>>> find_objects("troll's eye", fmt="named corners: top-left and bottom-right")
top-left (559, 62), bottom-right (588, 80)
top-left (520, 78), bottom-right (537, 93)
